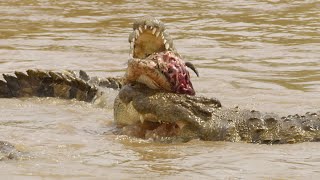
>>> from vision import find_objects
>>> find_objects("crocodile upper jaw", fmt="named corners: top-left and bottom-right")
top-left (128, 16), bottom-right (175, 59)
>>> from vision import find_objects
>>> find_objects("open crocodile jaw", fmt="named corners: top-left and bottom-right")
top-left (129, 16), bottom-right (174, 59)
top-left (132, 29), bottom-right (166, 59)
top-left (127, 16), bottom-right (196, 95)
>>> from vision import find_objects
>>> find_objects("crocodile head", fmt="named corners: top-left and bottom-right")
top-left (129, 16), bottom-right (175, 59)
top-left (115, 16), bottom-right (202, 140)
top-left (126, 16), bottom-right (197, 95)
top-left (114, 82), bottom-right (222, 142)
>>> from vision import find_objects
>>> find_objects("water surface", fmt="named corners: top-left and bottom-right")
top-left (0, 0), bottom-right (319, 179)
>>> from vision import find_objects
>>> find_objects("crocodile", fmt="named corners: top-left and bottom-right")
top-left (0, 16), bottom-right (319, 144)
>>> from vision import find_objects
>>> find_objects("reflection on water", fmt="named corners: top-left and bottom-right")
top-left (0, 0), bottom-right (319, 179)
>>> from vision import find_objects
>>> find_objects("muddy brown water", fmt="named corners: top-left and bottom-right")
top-left (0, 0), bottom-right (319, 179)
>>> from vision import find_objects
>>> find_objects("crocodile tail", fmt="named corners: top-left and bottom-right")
top-left (0, 69), bottom-right (123, 102)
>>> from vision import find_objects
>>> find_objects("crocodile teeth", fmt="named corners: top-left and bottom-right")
top-left (165, 43), bottom-right (169, 50)
top-left (130, 42), bottom-right (134, 49)
top-left (144, 25), bottom-right (147, 29)
top-left (140, 115), bottom-right (144, 124)
top-left (161, 34), bottom-right (164, 40)
top-left (163, 39), bottom-right (167, 44)
top-left (135, 29), bottom-right (140, 38)
top-left (139, 26), bottom-right (143, 33)
top-left (152, 28), bottom-right (156, 35)
top-left (155, 31), bottom-right (160, 37)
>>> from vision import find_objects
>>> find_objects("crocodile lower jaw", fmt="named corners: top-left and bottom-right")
top-left (120, 119), bottom-right (187, 140)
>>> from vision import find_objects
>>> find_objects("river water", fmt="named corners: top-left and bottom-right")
top-left (0, 0), bottom-right (319, 179)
